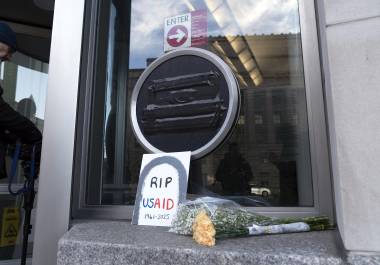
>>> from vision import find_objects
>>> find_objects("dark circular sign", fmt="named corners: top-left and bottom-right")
top-left (131, 48), bottom-right (240, 159)
top-left (167, 25), bottom-right (188, 47)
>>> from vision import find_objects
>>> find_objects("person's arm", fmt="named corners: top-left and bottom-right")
top-left (0, 97), bottom-right (42, 144)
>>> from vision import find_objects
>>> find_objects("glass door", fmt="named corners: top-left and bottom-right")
top-left (0, 53), bottom-right (48, 262)
top-left (73, 0), bottom-right (333, 220)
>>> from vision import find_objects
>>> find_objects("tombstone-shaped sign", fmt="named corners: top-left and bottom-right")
top-left (132, 152), bottom-right (191, 226)
top-left (130, 48), bottom-right (240, 159)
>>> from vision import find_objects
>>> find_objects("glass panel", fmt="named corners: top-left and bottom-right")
top-left (0, 194), bottom-right (27, 260)
top-left (0, 54), bottom-right (48, 260)
top-left (85, 0), bottom-right (131, 205)
top-left (90, 0), bottom-right (313, 207)
top-left (0, 53), bottom-right (48, 185)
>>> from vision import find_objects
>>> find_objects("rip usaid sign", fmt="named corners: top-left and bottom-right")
top-left (132, 152), bottom-right (191, 226)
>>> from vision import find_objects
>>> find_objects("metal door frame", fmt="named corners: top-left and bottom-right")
top-left (31, 0), bottom-right (85, 264)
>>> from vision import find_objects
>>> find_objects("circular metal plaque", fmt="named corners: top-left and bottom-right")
top-left (130, 48), bottom-right (240, 159)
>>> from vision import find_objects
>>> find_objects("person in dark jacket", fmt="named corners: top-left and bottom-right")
top-left (0, 22), bottom-right (42, 179)
top-left (215, 143), bottom-right (253, 195)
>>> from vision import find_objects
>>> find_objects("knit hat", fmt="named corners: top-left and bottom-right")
top-left (0, 22), bottom-right (17, 52)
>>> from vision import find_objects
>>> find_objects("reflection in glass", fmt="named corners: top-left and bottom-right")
top-left (98, 0), bottom-right (313, 207)
top-left (0, 54), bottom-right (48, 185)
top-left (0, 54), bottom-right (48, 260)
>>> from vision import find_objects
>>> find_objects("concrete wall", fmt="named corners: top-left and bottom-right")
top-left (321, 0), bottom-right (380, 253)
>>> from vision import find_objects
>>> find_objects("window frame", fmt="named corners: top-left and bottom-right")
top-left (72, 0), bottom-right (334, 221)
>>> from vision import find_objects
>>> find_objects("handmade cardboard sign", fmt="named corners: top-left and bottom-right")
top-left (132, 152), bottom-right (191, 226)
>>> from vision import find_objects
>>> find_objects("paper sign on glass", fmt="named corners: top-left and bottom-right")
top-left (164, 10), bottom-right (207, 52)
top-left (132, 152), bottom-right (191, 226)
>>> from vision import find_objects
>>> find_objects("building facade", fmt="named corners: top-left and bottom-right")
top-left (1, 0), bottom-right (379, 264)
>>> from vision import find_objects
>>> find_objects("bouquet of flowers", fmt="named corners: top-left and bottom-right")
top-left (169, 197), bottom-right (332, 246)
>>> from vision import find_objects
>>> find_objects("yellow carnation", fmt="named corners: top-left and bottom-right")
top-left (192, 210), bottom-right (216, 246)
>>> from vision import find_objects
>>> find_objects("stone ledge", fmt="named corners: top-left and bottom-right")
top-left (57, 221), bottom-right (345, 265)
top-left (347, 253), bottom-right (380, 265)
